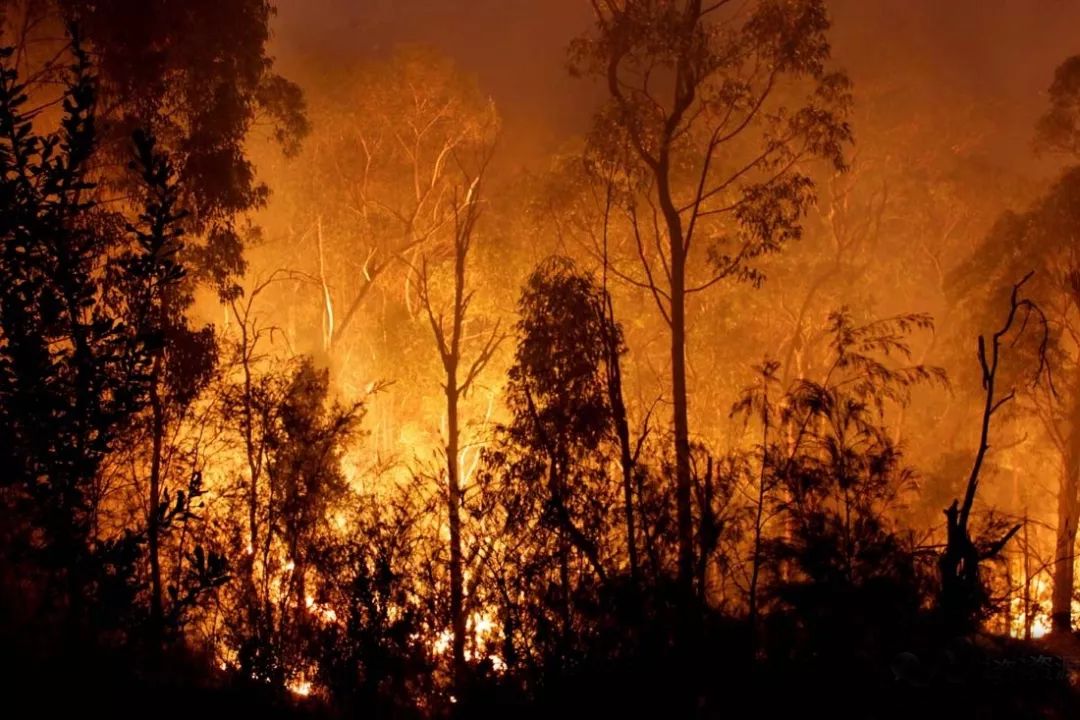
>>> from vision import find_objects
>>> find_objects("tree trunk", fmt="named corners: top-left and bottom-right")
top-left (425, 167), bottom-right (495, 692)
top-left (1052, 395), bottom-right (1080, 633)
top-left (239, 320), bottom-right (262, 636)
top-left (604, 301), bottom-right (638, 582)
top-left (747, 420), bottom-right (770, 652)
top-left (658, 160), bottom-right (694, 603)
top-left (1023, 510), bottom-right (1033, 640)
top-left (148, 356), bottom-right (164, 647)
top-left (446, 376), bottom-right (466, 688)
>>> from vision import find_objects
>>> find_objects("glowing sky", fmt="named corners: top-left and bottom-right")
top-left (272, 0), bottom-right (1080, 170)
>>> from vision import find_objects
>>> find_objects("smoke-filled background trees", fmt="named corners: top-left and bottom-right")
top-left (3, 1), bottom-right (1080, 718)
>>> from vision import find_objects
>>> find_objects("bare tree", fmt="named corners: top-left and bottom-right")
top-left (270, 49), bottom-right (498, 359)
top-left (939, 273), bottom-right (1050, 634)
top-left (416, 152), bottom-right (502, 689)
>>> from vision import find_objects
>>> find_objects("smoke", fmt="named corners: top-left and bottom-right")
top-left (271, 0), bottom-right (1079, 173)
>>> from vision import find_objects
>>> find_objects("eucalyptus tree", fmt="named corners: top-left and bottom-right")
top-left (571, 0), bottom-right (851, 597)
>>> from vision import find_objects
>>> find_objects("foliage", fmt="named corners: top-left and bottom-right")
top-left (481, 257), bottom-right (627, 669)
top-left (734, 311), bottom-right (944, 660)
top-left (0, 34), bottom-right (224, 655)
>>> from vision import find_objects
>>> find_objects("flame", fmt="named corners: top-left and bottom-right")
top-left (1003, 563), bottom-right (1080, 641)
top-left (305, 594), bottom-right (338, 623)
top-left (288, 679), bottom-right (313, 697)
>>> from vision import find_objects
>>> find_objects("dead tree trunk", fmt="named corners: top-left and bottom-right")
top-left (939, 272), bottom-right (1045, 634)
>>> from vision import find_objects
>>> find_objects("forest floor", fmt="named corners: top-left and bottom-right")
top-left (1027, 632), bottom-right (1080, 684)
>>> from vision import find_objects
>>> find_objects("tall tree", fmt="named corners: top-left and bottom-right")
top-left (0, 36), bottom-right (224, 648)
top-left (571, 0), bottom-right (851, 598)
top-left (416, 151), bottom-right (502, 689)
top-left (939, 275), bottom-right (1048, 634)
top-left (1, 0), bottom-right (306, 216)
top-left (950, 54), bottom-right (1080, 632)
top-left (0, 0), bottom-right (306, 310)
top-left (484, 257), bottom-right (633, 668)
top-left (115, 130), bottom-right (209, 645)
top-left (953, 179), bottom-right (1080, 633)
top-left (0, 37), bottom-right (135, 637)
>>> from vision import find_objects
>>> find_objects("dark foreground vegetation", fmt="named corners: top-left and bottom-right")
top-left (3, 2), bottom-right (1080, 718)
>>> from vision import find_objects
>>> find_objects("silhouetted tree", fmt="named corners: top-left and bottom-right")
top-left (267, 359), bottom-right (361, 685)
top-left (939, 274), bottom-right (1049, 635)
top-left (571, 0), bottom-right (852, 603)
top-left (1, 0), bottom-right (307, 219)
top-left (416, 152), bottom-right (502, 690)
top-left (224, 353), bottom-right (362, 687)
top-left (109, 129), bottom-right (224, 648)
top-left (482, 257), bottom-right (639, 673)
top-left (315, 489), bottom-right (437, 719)
top-left (736, 311), bottom-right (943, 656)
top-left (950, 59), bottom-right (1080, 629)
top-left (0, 34), bottom-right (225, 656)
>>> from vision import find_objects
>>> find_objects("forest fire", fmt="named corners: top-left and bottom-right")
top-left (3, 0), bottom-right (1080, 718)
top-left (1007, 586), bottom-right (1052, 641)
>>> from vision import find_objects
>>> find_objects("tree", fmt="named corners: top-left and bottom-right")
top-left (217, 271), bottom-right (359, 682)
top-left (258, 48), bottom-right (497, 365)
top-left (0, 1), bottom-right (306, 326)
top-left (949, 55), bottom-right (1080, 632)
top-left (1038, 55), bottom-right (1080, 632)
top-left (266, 359), bottom-right (361, 686)
top-left (216, 340), bottom-right (363, 686)
top-left (1, 0), bottom-right (306, 219)
top-left (0, 36), bottom-right (142, 641)
top-left (113, 130), bottom-right (219, 647)
top-left (0, 35), bottom-right (225, 652)
top-left (938, 275), bottom-right (1049, 635)
top-left (1036, 55), bottom-right (1080, 158)
top-left (734, 310), bottom-right (944, 649)
top-left (956, 194), bottom-right (1080, 634)
top-left (571, 0), bottom-right (851, 599)
top-left (314, 488), bottom-right (436, 719)
top-left (482, 257), bottom-right (637, 669)
top-left (416, 150), bottom-right (502, 689)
